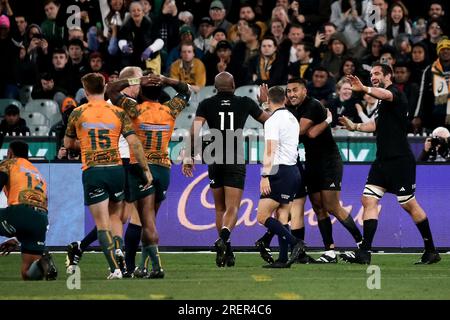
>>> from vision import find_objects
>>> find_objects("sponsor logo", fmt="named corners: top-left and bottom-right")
top-left (399, 187), bottom-right (405, 192)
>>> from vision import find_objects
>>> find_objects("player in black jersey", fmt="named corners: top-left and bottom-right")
top-left (340, 63), bottom-right (441, 265)
top-left (286, 78), bottom-right (363, 263)
top-left (182, 72), bottom-right (270, 267)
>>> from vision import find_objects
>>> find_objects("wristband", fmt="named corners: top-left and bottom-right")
top-left (128, 78), bottom-right (140, 85)
top-left (325, 116), bottom-right (332, 124)
top-left (367, 87), bottom-right (372, 95)
top-left (355, 123), bottom-right (362, 131)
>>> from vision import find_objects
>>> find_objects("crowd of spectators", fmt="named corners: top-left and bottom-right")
top-left (0, 0), bottom-right (449, 135)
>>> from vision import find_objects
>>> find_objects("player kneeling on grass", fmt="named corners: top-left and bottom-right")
top-left (256, 86), bottom-right (305, 268)
top-left (0, 141), bottom-right (57, 280)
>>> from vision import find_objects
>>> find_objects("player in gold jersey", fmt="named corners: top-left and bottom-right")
top-left (64, 73), bottom-right (152, 279)
top-left (107, 73), bottom-right (190, 278)
top-left (0, 141), bottom-right (57, 280)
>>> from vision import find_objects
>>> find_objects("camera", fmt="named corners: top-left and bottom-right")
top-left (428, 136), bottom-right (449, 161)
top-left (430, 137), bottom-right (447, 148)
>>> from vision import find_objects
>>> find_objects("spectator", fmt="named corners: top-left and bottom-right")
top-left (427, 1), bottom-right (448, 35)
top-left (41, 0), bottom-right (64, 46)
top-left (0, 14), bottom-right (20, 99)
top-left (204, 40), bottom-right (235, 85)
top-left (101, 0), bottom-right (128, 38)
top-left (386, 1), bottom-right (412, 43)
top-left (355, 93), bottom-right (378, 123)
top-left (322, 32), bottom-right (349, 78)
top-left (67, 38), bottom-right (88, 94)
top-left (364, 0), bottom-right (388, 35)
top-left (178, 11), bottom-right (194, 30)
top-left (415, 37), bottom-right (450, 132)
top-left (228, 3), bottom-right (267, 43)
top-left (88, 52), bottom-right (109, 81)
top-left (206, 27), bottom-right (227, 54)
top-left (351, 26), bottom-right (377, 60)
top-left (11, 14), bottom-right (28, 47)
top-left (194, 17), bottom-right (214, 54)
top-left (209, 1), bottom-right (232, 33)
top-left (393, 62), bottom-right (419, 132)
top-left (280, 24), bottom-right (305, 65)
top-left (314, 22), bottom-right (337, 60)
top-left (68, 26), bottom-right (88, 49)
top-left (118, 1), bottom-right (164, 69)
top-left (270, 5), bottom-right (290, 31)
top-left (49, 47), bottom-right (73, 96)
top-left (361, 34), bottom-right (387, 70)
top-left (267, 19), bottom-right (286, 46)
top-left (418, 126), bottom-right (450, 162)
top-left (329, 77), bottom-right (361, 127)
top-left (31, 72), bottom-right (67, 105)
top-left (307, 67), bottom-right (336, 107)
top-left (62, 0), bottom-right (102, 33)
top-left (288, 42), bottom-right (318, 81)
top-left (421, 20), bottom-right (444, 63)
top-left (165, 25), bottom-right (204, 73)
top-left (230, 23), bottom-right (261, 86)
top-left (158, 0), bottom-right (181, 54)
top-left (330, 0), bottom-right (365, 49)
top-left (379, 45), bottom-right (397, 66)
top-left (0, 105), bottom-right (30, 136)
top-left (393, 33), bottom-right (412, 63)
top-left (338, 57), bottom-right (368, 84)
top-left (249, 36), bottom-right (288, 87)
top-left (169, 41), bottom-right (206, 93)
top-left (290, 0), bottom-right (332, 35)
top-left (409, 42), bottom-right (430, 85)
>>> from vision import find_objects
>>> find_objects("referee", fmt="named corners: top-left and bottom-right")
top-left (182, 72), bottom-right (270, 267)
top-left (256, 86), bottom-right (305, 268)
top-left (340, 63), bottom-right (441, 265)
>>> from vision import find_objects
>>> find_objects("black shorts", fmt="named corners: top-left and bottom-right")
top-left (261, 165), bottom-right (300, 204)
top-left (294, 160), bottom-right (307, 199)
top-left (366, 156), bottom-right (416, 196)
top-left (208, 164), bottom-right (246, 189)
top-left (304, 155), bottom-right (343, 194)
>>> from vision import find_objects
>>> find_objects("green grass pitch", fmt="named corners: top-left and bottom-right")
top-left (0, 252), bottom-right (449, 300)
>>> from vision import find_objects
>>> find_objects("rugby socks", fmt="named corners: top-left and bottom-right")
top-left (291, 227), bottom-right (305, 241)
top-left (361, 219), bottom-right (378, 251)
top-left (80, 227), bottom-right (98, 251)
top-left (258, 231), bottom-right (275, 247)
top-left (124, 223), bottom-right (142, 272)
top-left (141, 245), bottom-right (162, 271)
top-left (277, 224), bottom-right (290, 263)
top-left (415, 218), bottom-right (436, 252)
top-left (264, 217), bottom-right (298, 246)
top-left (338, 216), bottom-right (363, 243)
top-left (26, 260), bottom-right (44, 280)
top-left (220, 227), bottom-right (231, 242)
top-left (317, 217), bottom-right (334, 250)
top-left (113, 235), bottom-right (124, 252)
top-left (98, 230), bottom-right (119, 273)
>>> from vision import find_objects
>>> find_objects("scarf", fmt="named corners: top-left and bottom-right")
top-left (431, 59), bottom-right (450, 124)
top-left (258, 53), bottom-right (277, 81)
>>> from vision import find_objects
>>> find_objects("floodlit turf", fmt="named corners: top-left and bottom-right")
top-left (0, 252), bottom-right (449, 300)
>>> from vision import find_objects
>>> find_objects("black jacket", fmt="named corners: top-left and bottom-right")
top-left (0, 118), bottom-right (30, 136)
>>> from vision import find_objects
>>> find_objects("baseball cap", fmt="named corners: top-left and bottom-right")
top-left (179, 25), bottom-right (194, 35)
top-left (216, 40), bottom-right (232, 51)
top-left (199, 17), bottom-right (214, 26)
top-left (437, 37), bottom-right (450, 54)
top-left (5, 105), bottom-right (20, 116)
top-left (0, 15), bottom-right (10, 29)
top-left (210, 0), bottom-right (224, 10)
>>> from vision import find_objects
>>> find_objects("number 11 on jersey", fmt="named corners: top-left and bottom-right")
top-left (219, 112), bottom-right (234, 130)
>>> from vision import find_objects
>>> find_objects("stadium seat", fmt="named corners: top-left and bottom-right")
top-left (175, 110), bottom-right (195, 130)
top-left (234, 85), bottom-right (260, 102)
top-left (25, 99), bottom-right (61, 127)
top-left (162, 86), bottom-right (177, 99)
top-left (0, 99), bottom-right (23, 116)
top-left (19, 85), bottom-right (33, 105)
top-left (22, 111), bottom-right (50, 135)
top-left (196, 86), bottom-right (217, 103)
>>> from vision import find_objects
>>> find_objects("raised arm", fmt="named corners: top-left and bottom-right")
top-left (347, 75), bottom-right (393, 102)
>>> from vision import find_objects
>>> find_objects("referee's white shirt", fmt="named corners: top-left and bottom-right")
top-left (264, 108), bottom-right (299, 166)
top-left (107, 98), bottom-right (131, 159)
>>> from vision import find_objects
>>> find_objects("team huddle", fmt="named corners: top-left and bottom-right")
top-left (0, 63), bottom-right (441, 280)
